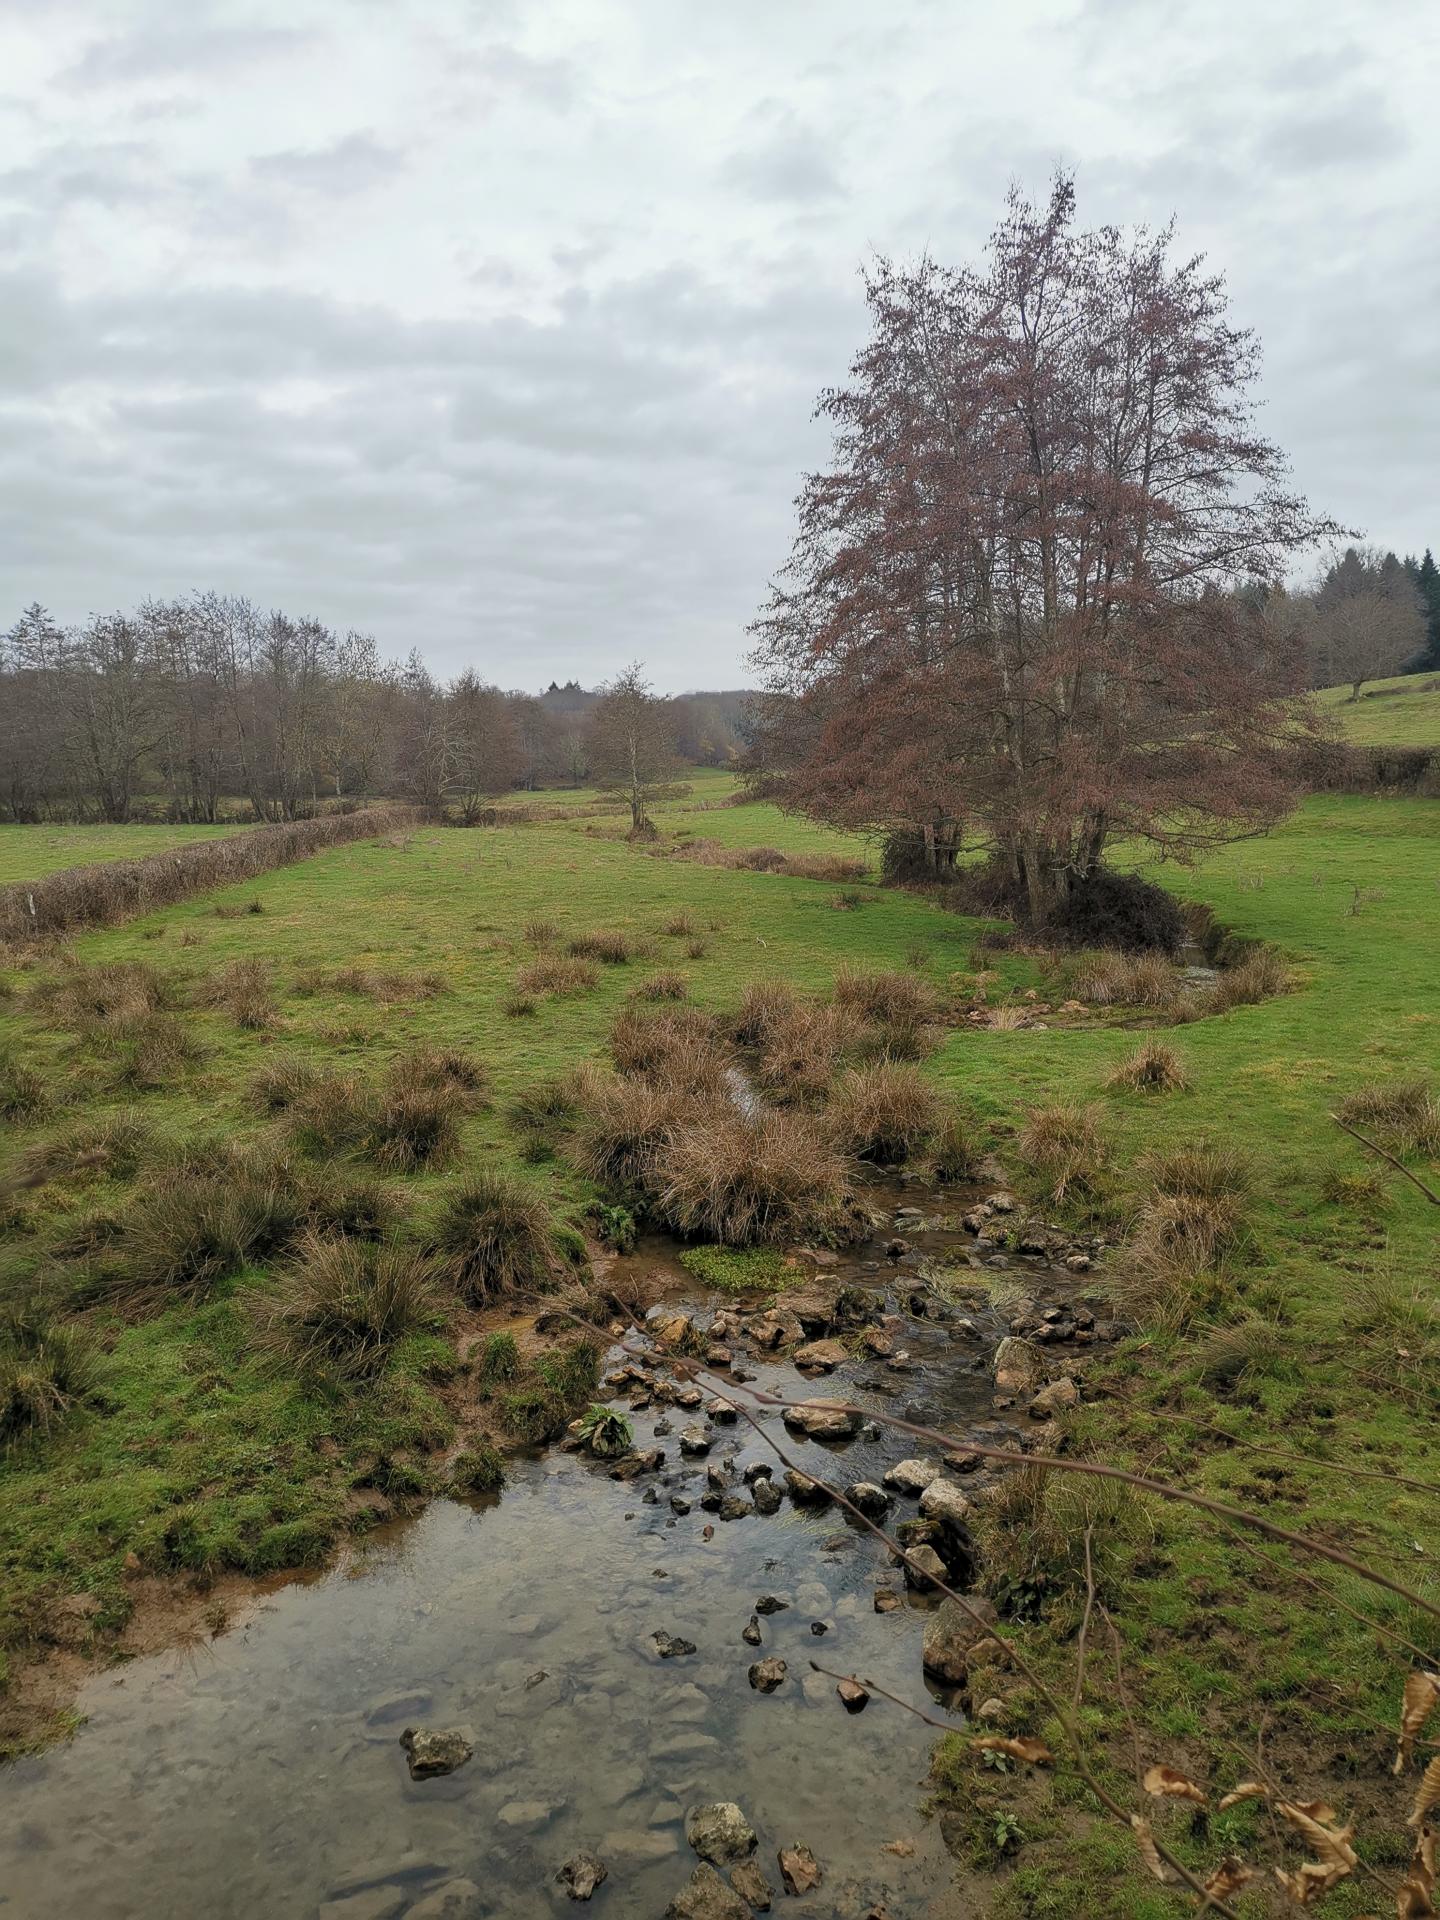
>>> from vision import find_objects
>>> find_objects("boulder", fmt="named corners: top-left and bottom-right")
top-left (706, 1396), bottom-right (738, 1423)
top-left (921, 1595), bottom-right (1001, 1685)
top-left (836, 1678), bottom-right (870, 1713)
top-left (665, 1863), bottom-right (750, 1920)
top-left (1030, 1376), bottom-right (1079, 1419)
top-left (918, 1479), bottom-right (971, 1532)
top-left (793, 1338), bottom-right (846, 1373)
top-left (783, 1469), bottom-right (833, 1508)
top-left (901, 1545), bottom-right (948, 1592)
top-left (651, 1631), bottom-right (697, 1659)
top-left (844, 1481), bottom-right (891, 1519)
top-left (754, 1595), bottom-right (789, 1614)
top-left (873, 1587), bottom-right (902, 1614)
top-left (883, 1458), bottom-right (941, 1496)
top-left (748, 1657), bottom-right (787, 1693)
top-left (684, 1802), bottom-right (757, 1865)
top-left (557, 1853), bottom-right (608, 1901)
top-left (679, 1426), bottom-right (711, 1456)
top-left (750, 1310), bottom-right (805, 1350)
top-left (751, 1479), bottom-right (782, 1515)
top-left (742, 1615), bottom-right (762, 1646)
top-left (398, 1728), bottom-right (473, 1780)
top-left (781, 1399), bottom-right (860, 1441)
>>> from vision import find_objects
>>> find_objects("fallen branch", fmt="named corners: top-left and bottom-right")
top-left (1331, 1114), bottom-right (1440, 1205)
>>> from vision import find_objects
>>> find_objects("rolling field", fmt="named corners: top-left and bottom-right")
top-left (0, 823), bottom-right (243, 885)
top-left (1319, 669), bottom-right (1440, 745)
top-left (1, 784), bottom-right (1438, 1911)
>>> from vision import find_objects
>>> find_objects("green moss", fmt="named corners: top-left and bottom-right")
top-left (677, 1245), bottom-right (794, 1293)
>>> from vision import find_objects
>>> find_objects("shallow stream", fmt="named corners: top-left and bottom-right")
top-left (0, 1187), bottom-right (1085, 1920)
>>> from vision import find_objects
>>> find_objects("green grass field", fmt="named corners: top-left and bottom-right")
top-left (0, 823), bottom-right (243, 885)
top-left (1319, 669), bottom-right (1440, 745)
top-left (1, 783), bottom-right (1437, 1910)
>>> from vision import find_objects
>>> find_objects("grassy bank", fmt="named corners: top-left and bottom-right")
top-left (0, 785), bottom-right (1436, 1915)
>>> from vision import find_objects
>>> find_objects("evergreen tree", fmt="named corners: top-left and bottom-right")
top-left (1416, 549), bottom-right (1440, 671)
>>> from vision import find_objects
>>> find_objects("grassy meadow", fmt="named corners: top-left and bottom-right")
top-left (1319, 669), bottom-right (1440, 745)
top-left (0, 822), bottom-right (242, 885)
top-left (1, 777), bottom-right (1438, 1912)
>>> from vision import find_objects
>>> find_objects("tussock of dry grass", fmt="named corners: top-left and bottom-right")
top-left (1106, 1038), bottom-right (1190, 1094)
top-left (18, 1111), bottom-right (156, 1185)
top-left (0, 1051), bottom-right (47, 1121)
top-left (1072, 951), bottom-right (1179, 1009)
top-left (254, 1233), bottom-right (433, 1382)
top-left (571, 1074), bottom-right (699, 1193)
top-left (832, 964), bottom-right (942, 1027)
top-left (431, 1170), bottom-right (559, 1303)
top-left (826, 1061), bottom-right (940, 1162)
top-left (677, 840), bottom-right (867, 884)
top-left (654, 1107), bottom-right (854, 1246)
top-left (516, 954), bottom-right (600, 997)
top-left (629, 969), bottom-right (689, 1002)
top-left (364, 1080), bottom-right (462, 1173)
top-left (105, 1014), bottom-right (201, 1093)
top-left (1017, 1102), bottom-right (1107, 1201)
top-left (609, 1005), bottom-right (726, 1093)
top-left (32, 959), bottom-right (172, 1032)
top-left (1336, 1077), bottom-right (1440, 1158)
top-left (521, 915), bottom-right (560, 948)
top-left (567, 929), bottom-right (637, 965)
top-left (200, 956), bottom-right (277, 1031)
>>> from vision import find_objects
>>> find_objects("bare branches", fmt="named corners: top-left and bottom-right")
top-left (1331, 1113), bottom-right (1440, 1205)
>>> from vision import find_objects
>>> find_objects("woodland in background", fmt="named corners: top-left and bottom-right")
top-left (0, 599), bottom-right (750, 825)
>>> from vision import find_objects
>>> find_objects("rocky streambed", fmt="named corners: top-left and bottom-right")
top-left (0, 1181), bottom-right (1110, 1920)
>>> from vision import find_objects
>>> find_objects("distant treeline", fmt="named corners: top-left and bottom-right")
top-left (0, 596), bottom-right (754, 824)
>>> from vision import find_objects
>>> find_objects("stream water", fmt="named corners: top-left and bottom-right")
top-left (0, 1187), bottom-right (1082, 1920)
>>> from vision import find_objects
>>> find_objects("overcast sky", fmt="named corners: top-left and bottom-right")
top-left (2, 1), bottom-right (1436, 692)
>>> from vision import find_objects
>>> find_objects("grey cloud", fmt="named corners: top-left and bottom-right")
top-left (62, 23), bottom-right (312, 88)
top-left (723, 114), bottom-right (846, 205)
top-left (250, 133), bottom-right (405, 197)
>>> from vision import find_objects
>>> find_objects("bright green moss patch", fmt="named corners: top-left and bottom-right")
top-left (677, 1245), bottom-right (795, 1293)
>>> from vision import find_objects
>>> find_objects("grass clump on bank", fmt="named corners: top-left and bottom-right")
top-left (253, 1234), bottom-right (435, 1384)
top-left (430, 1172), bottom-right (560, 1303)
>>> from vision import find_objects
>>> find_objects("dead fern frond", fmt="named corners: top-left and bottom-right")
top-left (1397, 1671), bottom-right (1440, 1774)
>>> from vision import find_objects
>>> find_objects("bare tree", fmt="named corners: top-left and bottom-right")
top-left (587, 663), bottom-right (678, 837)
top-left (447, 670), bottom-right (522, 822)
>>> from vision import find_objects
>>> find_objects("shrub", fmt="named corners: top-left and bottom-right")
top-left (654, 1108), bottom-right (855, 1246)
top-left (1105, 1039), bottom-right (1189, 1094)
top-left (255, 1233), bottom-right (433, 1383)
top-left (0, 808), bottom-right (419, 946)
top-left (201, 957), bottom-right (277, 1031)
top-left (0, 1302), bottom-right (99, 1447)
top-left (1046, 867), bottom-right (1186, 954)
top-left (1017, 1103), bottom-right (1106, 1201)
top-left (827, 1062), bottom-right (941, 1162)
top-left (572, 1075), bottom-right (697, 1194)
top-left (629, 969), bottom-right (689, 1002)
top-left (1336, 1078), bottom-right (1440, 1158)
top-left (516, 954), bottom-right (601, 998)
top-left (449, 1441), bottom-right (506, 1494)
top-left (431, 1171), bottom-right (558, 1303)
top-left (0, 1051), bottom-right (47, 1121)
top-left (364, 1081), bottom-right (461, 1173)
top-left (568, 929), bottom-right (634, 964)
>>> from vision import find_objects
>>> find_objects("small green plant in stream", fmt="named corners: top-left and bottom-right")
top-left (577, 1404), bottom-right (633, 1456)
top-left (447, 1440), bottom-right (506, 1495)
top-left (592, 1203), bottom-right (637, 1253)
top-left (677, 1245), bottom-right (793, 1294)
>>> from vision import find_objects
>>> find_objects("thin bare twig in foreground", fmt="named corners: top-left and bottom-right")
top-left (1332, 1113), bottom-right (1440, 1205)
top-left (1074, 1524), bottom-right (1096, 1715)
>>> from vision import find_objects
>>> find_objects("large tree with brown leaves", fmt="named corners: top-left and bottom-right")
top-left (750, 178), bottom-right (1339, 919)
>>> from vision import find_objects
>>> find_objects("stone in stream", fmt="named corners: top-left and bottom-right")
top-left (665, 1862), bottom-right (751, 1920)
top-left (705, 1461), bottom-right (731, 1491)
top-left (654, 1418), bottom-right (674, 1436)
top-left (844, 1481), bottom-right (891, 1519)
top-left (730, 1857), bottom-right (774, 1910)
top-left (883, 1457), bottom-right (941, 1496)
top-left (748, 1656), bottom-right (787, 1693)
top-left (651, 1631), bottom-right (697, 1659)
top-left (901, 1545), bottom-right (948, 1592)
top-left (742, 1614), bottom-right (763, 1646)
top-left (679, 1425), bottom-right (711, 1457)
top-left (918, 1478), bottom-right (971, 1531)
top-left (398, 1727), bottom-right (473, 1780)
top-left (706, 1396), bottom-right (738, 1423)
top-left (1030, 1376), bottom-right (1080, 1418)
top-left (754, 1594), bottom-right (789, 1615)
top-left (809, 1621), bottom-right (828, 1636)
top-left (675, 1386), bottom-right (704, 1410)
top-left (783, 1468), bottom-right (833, 1508)
top-left (684, 1801), bottom-right (757, 1864)
top-left (556, 1853), bottom-right (608, 1901)
top-left (792, 1338), bottom-right (846, 1373)
top-left (992, 1335), bottom-right (1045, 1393)
top-left (836, 1677), bottom-right (870, 1713)
top-left (750, 1479), bottom-right (782, 1515)
top-left (670, 1495), bottom-right (692, 1516)
top-left (922, 1596), bottom-right (1001, 1685)
top-left (742, 1461), bottom-right (772, 1485)
top-left (777, 1845), bottom-right (822, 1895)
top-left (873, 1586), bottom-right (902, 1614)
top-left (781, 1399), bottom-right (860, 1441)
top-left (718, 1495), bottom-right (753, 1521)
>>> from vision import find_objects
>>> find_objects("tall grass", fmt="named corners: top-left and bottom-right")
top-left (430, 1171), bottom-right (560, 1303)
top-left (254, 1234), bottom-right (434, 1383)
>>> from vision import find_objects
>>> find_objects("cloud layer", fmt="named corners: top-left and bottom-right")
top-left (2, 0), bottom-right (1435, 689)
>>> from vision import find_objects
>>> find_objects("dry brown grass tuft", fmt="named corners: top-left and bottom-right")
top-left (364, 1079), bottom-right (462, 1173)
top-left (0, 1051), bottom-right (47, 1121)
top-left (521, 914), bottom-right (560, 948)
top-left (515, 954), bottom-right (600, 998)
top-left (826, 1061), bottom-right (941, 1163)
top-left (571, 1074), bottom-right (700, 1194)
top-left (663, 913), bottom-right (696, 937)
top-left (833, 964), bottom-right (943, 1027)
top-left (654, 1107), bottom-right (854, 1246)
top-left (1139, 1142), bottom-right (1251, 1202)
top-left (200, 957), bottom-right (278, 1031)
top-left (567, 928), bottom-right (636, 965)
top-left (1207, 947), bottom-right (1291, 1010)
top-left (33, 959), bottom-right (172, 1033)
top-left (609, 1005), bottom-right (726, 1092)
top-left (250, 1055), bottom-right (325, 1112)
top-left (1072, 951), bottom-right (1179, 1009)
top-left (1336, 1077), bottom-right (1440, 1159)
top-left (629, 969), bottom-right (689, 1003)
top-left (684, 938), bottom-right (708, 961)
top-left (430, 1171), bottom-right (559, 1303)
top-left (1017, 1102), bottom-right (1107, 1201)
top-left (1106, 1038), bottom-right (1190, 1094)
top-left (389, 1045), bottom-right (489, 1102)
top-left (255, 1233), bottom-right (434, 1382)
top-left (106, 1013), bottom-right (201, 1093)
top-left (19, 1111), bottom-right (156, 1185)
top-left (295, 963), bottom-right (446, 1003)
top-left (754, 1001), bottom-right (863, 1103)
top-left (732, 978), bottom-right (803, 1049)
top-left (931, 1110), bottom-right (980, 1183)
